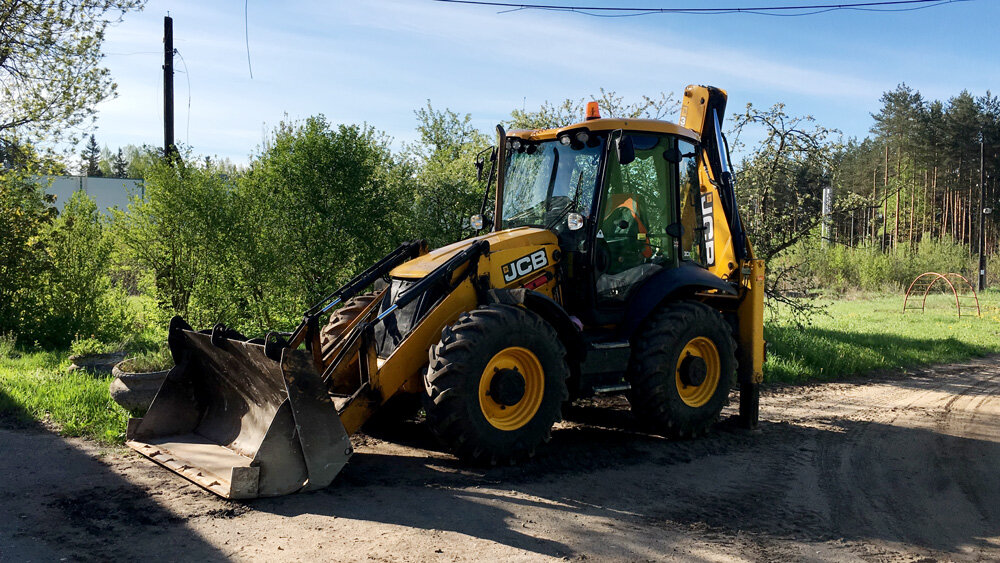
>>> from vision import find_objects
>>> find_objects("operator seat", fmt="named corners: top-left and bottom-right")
top-left (603, 194), bottom-right (653, 264)
top-left (596, 193), bottom-right (660, 302)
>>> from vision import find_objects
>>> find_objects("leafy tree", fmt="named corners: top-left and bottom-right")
top-left (113, 156), bottom-right (235, 324)
top-left (38, 190), bottom-right (122, 346)
top-left (730, 102), bottom-right (841, 259)
top-left (113, 117), bottom-right (412, 334)
top-left (122, 144), bottom-right (164, 179)
top-left (508, 89), bottom-right (676, 130)
top-left (81, 134), bottom-right (103, 176)
top-left (0, 139), bottom-right (69, 340)
top-left (235, 116), bottom-right (412, 330)
top-left (729, 103), bottom-right (843, 317)
top-left (0, 170), bottom-right (56, 338)
top-left (0, 0), bottom-right (145, 145)
top-left (406, 102), bottom-right (489, 247)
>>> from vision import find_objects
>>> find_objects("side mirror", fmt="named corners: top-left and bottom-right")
top-left (567, 212), bottom-right (584, 231)
top-left (470, 214), bottom-right (484, 231)
top-left (616, 136), bottom-right (636, 166)
top-left (666, 222), bottom-right (684, 239)
top-left (663, 147), bottom-right (682, 164)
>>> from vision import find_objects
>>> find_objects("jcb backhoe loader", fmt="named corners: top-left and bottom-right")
top-left (127, 85), bottom-right (765, 499)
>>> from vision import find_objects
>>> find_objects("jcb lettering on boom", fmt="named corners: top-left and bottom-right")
top-left (701, 192), bottom-right (715, 266)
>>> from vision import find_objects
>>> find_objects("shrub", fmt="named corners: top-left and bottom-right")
top-left (780, 236), bottom-right (979, 293)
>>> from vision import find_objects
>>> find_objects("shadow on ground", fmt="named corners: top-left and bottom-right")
top-left (0, 388), bottom-right (229, 562)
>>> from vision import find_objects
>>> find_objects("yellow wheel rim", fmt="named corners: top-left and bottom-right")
top-left (478, 346), bottom-right (545, 431)
top-left (674, 336), bottom-right (721, 408)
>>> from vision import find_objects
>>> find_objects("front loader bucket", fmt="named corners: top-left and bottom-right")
top-left (126, 317), bottom-right (353, 499)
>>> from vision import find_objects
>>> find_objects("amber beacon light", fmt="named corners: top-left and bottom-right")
top-left (585, 101), bottom-right (600, 120)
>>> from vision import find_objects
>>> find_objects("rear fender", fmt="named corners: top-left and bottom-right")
top-left (487, 288), bottom-right (585, 363)
top-left (619, 264), bottom-right (736, 339)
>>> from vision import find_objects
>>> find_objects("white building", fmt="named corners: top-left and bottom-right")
top-left (44, 176), bottom-right (144, 213)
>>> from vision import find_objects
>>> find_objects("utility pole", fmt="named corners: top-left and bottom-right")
top-left (882, 145), bottom-right (889, 251)
top-left (821, 185), bottom-right (833, 247)
top-left (979, 137), bottom-right (987, 291)
top-left (163, 15), bottom-right (175, 160)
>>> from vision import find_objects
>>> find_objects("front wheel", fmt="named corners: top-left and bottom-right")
top-left (626, 300), bottom-right (736, 439)
top-left (424, 304), bottom-right (569, 464)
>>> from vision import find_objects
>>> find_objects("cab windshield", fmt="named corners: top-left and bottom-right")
top-left (500, 136), bottom-right (604, 232)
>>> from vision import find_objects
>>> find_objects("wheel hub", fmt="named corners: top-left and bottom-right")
top-left (678, 354), bottom-right (708, 387)
top-left (489, 368), bottom-right (526, 406)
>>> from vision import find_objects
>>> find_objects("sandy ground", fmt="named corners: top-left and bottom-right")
top-left (2, 355), bottom-right (999, 562)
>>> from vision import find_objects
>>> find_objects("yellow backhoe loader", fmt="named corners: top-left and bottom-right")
top-left (127, 85), bottom-right (765, 499)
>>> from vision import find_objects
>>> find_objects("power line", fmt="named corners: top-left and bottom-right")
top-left (173, 49), bottom-right (193, 147)
top-left (245, 0), bottom-right (254, 79)
top-left (432, 0), bottom-right (971, 17)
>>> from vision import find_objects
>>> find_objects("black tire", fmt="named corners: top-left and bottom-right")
top-left (626, 300), bottom-right (736, 439)
top-left (320, 294), bottom-right (378, 349)
top-left (322, 294), bottom-right (379, 395)
top-left (424, 304), bottom-right (569, 464)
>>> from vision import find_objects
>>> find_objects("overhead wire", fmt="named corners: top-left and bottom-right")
top-left (432, 0), bottom-right (971, 17)
top-left (173, 49), bottom-right (193, 147)
top-left (245, 0), bottom-right (254, 79)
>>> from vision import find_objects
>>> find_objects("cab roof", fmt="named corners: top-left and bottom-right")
top-left (508, 117), bottom-right (701, 143)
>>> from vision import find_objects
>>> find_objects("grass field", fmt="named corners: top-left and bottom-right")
top-left (765, 290), bottom-right (1000, 382)
top-left (2, 291), bottom-right (999, 443)
top-left (0, 350), bottom-right (129, 444)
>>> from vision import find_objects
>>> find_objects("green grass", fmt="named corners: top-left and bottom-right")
top-left (764, 290), bottom-right (1000, 383)
top-left (0, 350), bottom-right (130, 444)
top-left (118, 345), bottom-right (173, 373)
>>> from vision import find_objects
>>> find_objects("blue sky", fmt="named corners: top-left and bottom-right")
top-left (92, 0), bottom-right (998, 164)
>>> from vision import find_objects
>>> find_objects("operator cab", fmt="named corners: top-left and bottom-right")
top-left (496, 111), bottom-right (710, 327)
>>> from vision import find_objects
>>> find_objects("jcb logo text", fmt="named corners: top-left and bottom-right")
top-left (502, 249), bottom-right (548, 283)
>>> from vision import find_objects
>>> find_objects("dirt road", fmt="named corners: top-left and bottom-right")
top-left (3, 356), bottom-right (999, 562)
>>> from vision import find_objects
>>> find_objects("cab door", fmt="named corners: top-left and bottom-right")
top-left (593, 133), bottom-right (678, 307)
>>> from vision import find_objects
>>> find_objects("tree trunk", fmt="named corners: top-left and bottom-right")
top-left (921, 169), bottom-right (928, 239)
top-left (872, 168), bottom-right (878, 245)
top-left (943, 184), bottom-right (950, 239)
top-left (893, 148), bottom-right (901, 250)
top-left (931, 167), bottom-right (938, 239)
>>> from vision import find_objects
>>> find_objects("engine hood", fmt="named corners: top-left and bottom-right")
top-left (390, 227), bottom-right (558, 279)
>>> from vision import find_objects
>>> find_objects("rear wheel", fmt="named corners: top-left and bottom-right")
top-left (424, 304), bottom-right (569, 464)
top-left (320, 294), bottom-right (379, 348)
top-left (322, 294), bottom-right (379, 395)
top-left (626, 300), bottom-right (736, 439)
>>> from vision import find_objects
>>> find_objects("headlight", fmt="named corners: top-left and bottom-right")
top-left (567, 212), bottom-right (584, 231)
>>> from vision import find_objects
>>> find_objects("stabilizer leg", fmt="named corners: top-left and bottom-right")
top-left (738, 381), bottom-right (759, 430)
